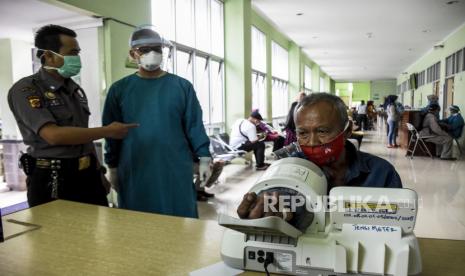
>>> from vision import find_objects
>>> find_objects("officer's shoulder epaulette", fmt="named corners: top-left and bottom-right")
top-left (9, 75), bottom-right (37, 94)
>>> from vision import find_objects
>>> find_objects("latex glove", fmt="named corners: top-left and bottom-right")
top-left (198, 157), bottom-right (212, 187)
top-left (108, 168), bottom-right (119, 193)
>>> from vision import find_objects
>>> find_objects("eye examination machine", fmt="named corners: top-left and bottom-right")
top-left (219, 158), bottom-right (422, 276)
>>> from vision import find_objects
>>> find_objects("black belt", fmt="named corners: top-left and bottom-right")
top-left (35, 155), bottom-right (93, 171)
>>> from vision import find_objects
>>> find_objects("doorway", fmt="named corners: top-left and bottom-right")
top-left (444, 77), bottom-right (454, 117)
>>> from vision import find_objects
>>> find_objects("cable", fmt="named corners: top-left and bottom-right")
top-left (264, 253), bottom-right (274, 276)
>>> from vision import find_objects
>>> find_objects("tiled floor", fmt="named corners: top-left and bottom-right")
top-left (198, 128), bottom-right (465, 241)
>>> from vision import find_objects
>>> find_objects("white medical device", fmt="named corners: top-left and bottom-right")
top-left (219, 158), bottom-right (422, 275)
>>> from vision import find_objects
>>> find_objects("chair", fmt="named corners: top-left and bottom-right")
top-left (453, 125), bottom-right (464, 157)
top-left (209, 134), bottom-right (249, 163)
top-left (405, 123), bottom-right (434, 159)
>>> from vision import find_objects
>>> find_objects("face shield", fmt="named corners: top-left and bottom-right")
top-left (129, 25), bottom-right (173, 71)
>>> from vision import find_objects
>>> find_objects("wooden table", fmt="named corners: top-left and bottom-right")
top-left (0, 201), bottom-right (464, 275)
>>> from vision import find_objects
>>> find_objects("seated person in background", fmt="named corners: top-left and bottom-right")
top-left (419, 103), bottom-right (456, 161)
top-left (237, 93), bottom-right (402, 230)
top-left (254, 110), bottom-right (285, 152)
top-left (284, 92), bottom-right (306, 146)
top-left (230, 111), bottom-right (270, 170)
top-left (421, 94), bottom-right (440, 118)
top-left (439, 105), bottom-right (464, 139)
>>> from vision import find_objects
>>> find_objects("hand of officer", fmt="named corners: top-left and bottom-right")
top-left (105, 122), bottom-right (139, 139)
top-left (237, 192), bottom-right (293, 221)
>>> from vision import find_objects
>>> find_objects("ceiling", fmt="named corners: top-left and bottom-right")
top-left (0, 0), bottom-right (91, 42)
top-left (252, 0), bottom-right (465, 82)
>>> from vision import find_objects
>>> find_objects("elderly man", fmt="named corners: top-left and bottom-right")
top-left (440, 105), bottom-right (464, 139)
top-left (420, 103), bottom-right (456, 161)
top-left (102, 26), bottom-right (211, 218)
top-left (237, 93), bottom-right (402, 230)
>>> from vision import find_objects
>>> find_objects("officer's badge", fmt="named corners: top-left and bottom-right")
top-left (27, 96), bottom-right (41, 108)
top-left (44, 91), bottom-right (57, 100)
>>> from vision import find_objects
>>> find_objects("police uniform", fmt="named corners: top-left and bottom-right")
top-left (8, 69), bottom-right (108, 207)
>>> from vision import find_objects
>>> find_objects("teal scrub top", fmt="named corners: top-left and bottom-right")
top-left (103, 72), bottom-right (210, 218)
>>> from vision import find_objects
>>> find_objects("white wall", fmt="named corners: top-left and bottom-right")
top-left (0, 39), bottom-right (33, 140)
top-left (75, 27), bottom-right (103, 128)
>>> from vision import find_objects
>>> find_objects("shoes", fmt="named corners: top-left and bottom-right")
top-left (197, 190), bottom-right (215, 201)
top-left (440, 157), bottom-right (457, 161)
top-left (387, 145), bottom-right (394, 148)
top-left (256, 163), bottom-right (271, 170)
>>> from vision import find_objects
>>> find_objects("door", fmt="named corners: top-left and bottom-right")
top-left (433, 81), bottom-right (440, 97)
top-left (443, 78), bottom-right (454, 118)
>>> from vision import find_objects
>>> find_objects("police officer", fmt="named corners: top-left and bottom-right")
top-left (8, 25), bottom-right (138, 207)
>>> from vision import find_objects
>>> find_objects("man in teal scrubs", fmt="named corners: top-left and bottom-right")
top-left (102, 26), bottom-right (211, 218)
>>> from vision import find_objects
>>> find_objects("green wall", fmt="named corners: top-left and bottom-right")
top-left (335, 82), bottom-right (372, 106)
top-left (397, 24), bottom-right (465, 111)
top-left (53, 0), bottom-right (151, 86)
top-left (224, 0), bottom-right (252, 129)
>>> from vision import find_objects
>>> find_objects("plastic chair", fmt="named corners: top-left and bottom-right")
top-left (405, 123), bottom-right (435, 159)
top-left (209, 135), bottom-right (249, 164)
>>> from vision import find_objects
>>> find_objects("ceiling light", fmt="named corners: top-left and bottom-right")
top-left (296, 12), bottom-right (304, 16)
top-left (366, 32), bottom-right (373, 39)
top-left (446, 1), bottom-right (459, 5)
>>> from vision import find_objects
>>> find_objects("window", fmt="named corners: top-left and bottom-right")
top-left (252, 26), bottom-right (266, 72)
top-left (194, 56), bottom-right (210, 123)
top-left (401, 80), bottom-right (408, 93)
top-left (455, 49), bottom-right (463, 74)
top-left (426, 62), bottom-right (440, 83)
top-left (304, 65), bottom-right (312, 92)
top-left (271, 41), bottom-right (289, 118)
top-left (417, 70), bottom-right (425, 87)
top-left (251, 26), bottom-right (267, 117)
top-left (210, 0), bottom-right (224, 57)
top-left (272, 79), bottom-right (288, 118)
top-left (151, 0), bottom-right (225, 127)
top-left (210, 60), bottom-right (224, 124)
top-left (176, 0), bottom-right (195, 47)
top-left (252, 72), bottom-right (267, 118)
top-left (151, 0), bottom-right (175, 40)
top-left (319, 77), bottom-right (325, 92)
top-left (433, 62), bottom-right (440, 81)
top-left (175, 50), bottom-right (193, 83)
top-left (195, 0), bottom-right (210, 52)
top-left (446, 54), bottom-right (454, 77)
top-left (272, 41), bottom-right (288, 80)
top-left (463, 47), bottom-right (465, 71)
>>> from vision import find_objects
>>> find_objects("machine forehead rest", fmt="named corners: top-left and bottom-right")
top-left (218, 214), bottom-right (302, 239)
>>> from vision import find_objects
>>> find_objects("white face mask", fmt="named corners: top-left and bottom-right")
top-left (138, 51), bottom-right (163, 71)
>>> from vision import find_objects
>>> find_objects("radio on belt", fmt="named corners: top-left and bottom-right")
top-left (219, 157), bottom-right (422, 276)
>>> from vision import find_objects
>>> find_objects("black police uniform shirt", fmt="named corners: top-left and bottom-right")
top-left (7, 68), bottom-right (94, 158)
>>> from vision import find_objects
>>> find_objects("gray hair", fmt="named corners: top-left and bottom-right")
top-left (296, 92), bottom-right (349, 130)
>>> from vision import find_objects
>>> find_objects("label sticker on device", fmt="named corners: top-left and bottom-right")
top-left (275, 252), bottom-right (293, 272)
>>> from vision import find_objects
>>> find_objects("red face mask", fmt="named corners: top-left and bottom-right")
top-left (299, 124), bottom-right (348, 167)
